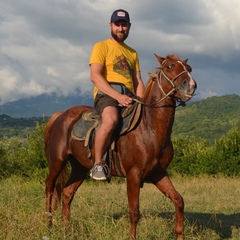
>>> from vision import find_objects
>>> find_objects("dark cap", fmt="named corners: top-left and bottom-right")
top-left (110, 9), bottom-right (130, 23)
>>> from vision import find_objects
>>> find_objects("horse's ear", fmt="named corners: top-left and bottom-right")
top-left (154, 54), bottom-right (165, 65)
top-left (183, 58), bottom-right (188, 63)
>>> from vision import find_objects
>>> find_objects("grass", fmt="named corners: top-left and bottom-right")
top-left (0, 175), bottom-right (239, 239)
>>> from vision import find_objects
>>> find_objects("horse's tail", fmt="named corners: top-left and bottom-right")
top-left (45, 112), bottom-right (69, 211)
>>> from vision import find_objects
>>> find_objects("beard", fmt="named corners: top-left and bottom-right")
top-left (111, 30), bottom-right (129, 43)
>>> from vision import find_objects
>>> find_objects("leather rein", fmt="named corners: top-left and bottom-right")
top-left (133, 60), bottom-right (189, 107)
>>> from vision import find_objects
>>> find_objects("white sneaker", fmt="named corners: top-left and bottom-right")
top-left (90, 164), bottom-right (107, 180)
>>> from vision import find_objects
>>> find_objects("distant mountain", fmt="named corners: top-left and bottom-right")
top-left (0, 93), bottom-right (94, 118)
top-left (1, 94), bottom-right (240, 143)
top-left (173, 94), bottom-right (240, 142)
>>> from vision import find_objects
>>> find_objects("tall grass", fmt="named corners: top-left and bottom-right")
top-left (0, 175), bottom-right (239, 239)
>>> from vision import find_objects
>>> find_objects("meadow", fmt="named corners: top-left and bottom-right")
top-left (0, 175), bottom-right (239, 240)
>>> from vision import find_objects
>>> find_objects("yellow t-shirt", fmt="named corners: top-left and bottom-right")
top-left (89, 38), bottom-right (140, 98)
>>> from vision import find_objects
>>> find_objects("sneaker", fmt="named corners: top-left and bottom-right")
top-left (90, 164), bottom-right (107, 180)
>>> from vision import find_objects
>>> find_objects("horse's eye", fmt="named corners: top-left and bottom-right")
top-left (167, 64), bottom-right (173, 69)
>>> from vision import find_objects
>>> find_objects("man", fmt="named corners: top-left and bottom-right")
top-left (89, 9), bottom-right (145, 180)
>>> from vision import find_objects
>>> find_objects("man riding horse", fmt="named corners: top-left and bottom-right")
top-left (89, 9), bottom-right (145, 180)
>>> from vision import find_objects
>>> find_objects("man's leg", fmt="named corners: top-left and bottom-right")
top-left (91, 106), bottom-right (119, 180)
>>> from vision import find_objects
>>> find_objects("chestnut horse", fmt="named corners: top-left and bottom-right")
top-left (45, 54), bottom-right (197, 239)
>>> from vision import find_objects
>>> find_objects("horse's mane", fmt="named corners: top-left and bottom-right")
top-left (166, 53), bottom-right (182, 61)
top-left (142, 54), bottom-right (183, 101)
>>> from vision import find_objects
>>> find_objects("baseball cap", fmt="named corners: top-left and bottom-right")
top-left (110, 9), bottom-right (130, 23)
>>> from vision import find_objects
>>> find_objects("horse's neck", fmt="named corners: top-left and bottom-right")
top-left (141, 80), bottom-right (176, 133)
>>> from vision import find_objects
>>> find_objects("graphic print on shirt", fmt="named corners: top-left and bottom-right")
top-left (113, 55), bottom-right (133, 79)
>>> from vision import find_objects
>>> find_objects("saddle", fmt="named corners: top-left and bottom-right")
top-left (71, 101), bottom-right (142, 180)
top-left (72, 101), bottom-right (141, 144)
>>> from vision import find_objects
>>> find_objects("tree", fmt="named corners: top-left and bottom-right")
top-left (214, 125), bottom-right (240, 175)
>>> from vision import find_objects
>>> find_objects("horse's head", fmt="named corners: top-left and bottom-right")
top-left (154, 54), bottom-right (197, 104)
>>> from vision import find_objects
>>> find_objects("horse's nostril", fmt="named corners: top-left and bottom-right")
top-left (182, 79), bottom-right (188, 87)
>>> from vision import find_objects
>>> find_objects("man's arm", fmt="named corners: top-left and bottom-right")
top-left (133, 71), bottom-right (145, 98)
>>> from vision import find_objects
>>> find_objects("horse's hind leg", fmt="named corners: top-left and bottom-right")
top-left (154, 174), bottom-right (184, 240)
top-left (45, 156), bottom-right (67, 225)
top-left (61, 156), bottom-right (88, 221)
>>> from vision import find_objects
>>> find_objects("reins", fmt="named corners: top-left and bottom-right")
top-left (133, 60), bottom-right (189, 107)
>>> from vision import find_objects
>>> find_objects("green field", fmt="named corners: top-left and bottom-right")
top-left (0, 175), bottom-right (239, 240)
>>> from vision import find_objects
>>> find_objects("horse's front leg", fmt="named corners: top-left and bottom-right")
top-left (155, 175), bottom-right (184, 240)
top-left (126, 174), bottom-right (141, 239)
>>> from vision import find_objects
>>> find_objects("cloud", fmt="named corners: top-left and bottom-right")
top-left (0, 0), bottom-right (240, 105)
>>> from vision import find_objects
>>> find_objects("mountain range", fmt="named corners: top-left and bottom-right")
top-left (173, 94), bottom-right (240, 142)
top-left (0, 92), bottom-right (94, 118)
top-left (1, 94), bottom-right (240, 143)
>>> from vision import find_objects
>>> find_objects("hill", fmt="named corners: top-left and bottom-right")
top-left (173, 94), bottom-right (240, 142)
top-left (0, 114), bottom-right (47, 138)
top-left (1, 94), bottom-right (240, 142)
top-left (0, 92), bottom-right (94, 118)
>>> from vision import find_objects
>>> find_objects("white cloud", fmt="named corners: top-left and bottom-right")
top-left (0, 0), bottom-right (240, 105)
top-left (0, 70), bottom-right (18, 91)
top-left (198, 89), bottom-right (218, 100)
top-left (46, 67), bottom-right (59, 77)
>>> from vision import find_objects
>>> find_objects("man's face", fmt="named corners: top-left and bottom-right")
top-left (110, 20), bottom-right (131, 43)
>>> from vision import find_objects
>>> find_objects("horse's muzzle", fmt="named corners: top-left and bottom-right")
top-left (178, 77), bottom-right (197, 102)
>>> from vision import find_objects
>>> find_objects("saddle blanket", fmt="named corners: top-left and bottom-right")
top-left (72, 101), bottom-right (142, 145)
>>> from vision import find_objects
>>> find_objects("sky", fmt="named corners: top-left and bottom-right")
top-left (0, 0), bottom-right (240, 105)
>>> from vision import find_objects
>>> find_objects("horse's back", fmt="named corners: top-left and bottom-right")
top-left (45, 111), bottom-right (63, 142)
top-left (45, 105), bottom-right (93, 143)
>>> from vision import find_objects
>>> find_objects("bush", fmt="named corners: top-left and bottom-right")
top-left (170, 136), bottom-right (212, 175)
top-left (0, 122), bottom-right (47, 179)
top-left (0, 137), bottom-right (28, 177)
top-left (213, 125), bottom-right (240, 175)
top-left (1, 123), bottom-right (240, 179)
top-left (170, 126), bottom-right (240, 176)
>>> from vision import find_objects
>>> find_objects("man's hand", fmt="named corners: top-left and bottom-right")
top-left (116, 94), bottom-right (133, 107)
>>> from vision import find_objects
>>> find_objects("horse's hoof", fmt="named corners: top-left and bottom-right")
top-left (176, 234), bottom-right (184, 240)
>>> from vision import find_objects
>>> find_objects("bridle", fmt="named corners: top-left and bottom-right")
top-left (133, 60), bottom-right (191, 107)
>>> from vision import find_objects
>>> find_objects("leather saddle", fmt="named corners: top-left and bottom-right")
top-left (72, 101), bottom-right (142, 146)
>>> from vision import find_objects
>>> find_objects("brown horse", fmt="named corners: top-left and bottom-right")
top-left (45, 54), bottom-right (197, 239)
